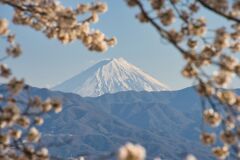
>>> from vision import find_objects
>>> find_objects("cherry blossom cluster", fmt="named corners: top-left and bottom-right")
top-left (0, 19), bottom-right (62, 158)
top-left (0, 92), bottom-right (62, 160)
top-left (118, 143), bottom-right (146, 160)
top-left (126, 0), bottom-right (240, 159)
top-left (1, 0), bottom-right (117, 52)
top-left (0, 0), bottom-right (118, 158)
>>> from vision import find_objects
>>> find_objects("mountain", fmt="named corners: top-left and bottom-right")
top-left (52, 58), bottom-right (169, 97)
top-left (0, 85), bottom-right (215, 159)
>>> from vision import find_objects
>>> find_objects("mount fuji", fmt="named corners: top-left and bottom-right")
top-left (52, 58), bottom-right (169, 97)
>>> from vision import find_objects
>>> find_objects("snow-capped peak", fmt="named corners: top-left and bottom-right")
top-left (52, 58), bottom-right (169, 97)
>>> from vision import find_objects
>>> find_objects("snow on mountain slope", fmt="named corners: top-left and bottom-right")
top-left (52, 58), bottom-right (169, 97)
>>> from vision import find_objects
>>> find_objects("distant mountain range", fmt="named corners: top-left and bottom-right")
top-left (1, 86), bottom-right (216, 160)
top-left (0, 58), bottom-right (221, 159)
top-left (52, 58), bottom-right (169, 97)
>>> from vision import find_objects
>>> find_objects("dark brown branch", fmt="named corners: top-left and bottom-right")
top-left (197, 0), bottom-right (240, 23)
top-left (0, 0), bottom-right (47, 16)
top-left (136, 1), bottom-right (188, 55)
top-left (169, 0), bottom-right (188, 24)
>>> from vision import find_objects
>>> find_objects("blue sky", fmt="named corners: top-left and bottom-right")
top-left (1, 0), bottom-right (238, 90)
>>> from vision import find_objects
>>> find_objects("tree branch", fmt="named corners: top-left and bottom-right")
top-left (197, 0), bottom-right (240, 23)
top-left (136, 1), bottom-right (188, 55)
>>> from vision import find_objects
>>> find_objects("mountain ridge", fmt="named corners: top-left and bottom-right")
top-left (0, 85), bottom-right (213, 159)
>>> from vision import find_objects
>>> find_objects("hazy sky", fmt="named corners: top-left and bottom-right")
top-left (1, 0), bottom-right (239, 90)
